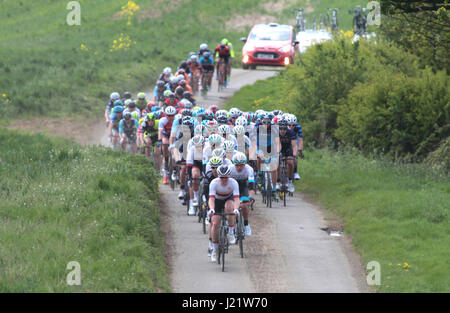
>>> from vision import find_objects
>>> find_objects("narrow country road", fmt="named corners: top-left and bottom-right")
top-left (161, 69), bottom-right (371, 293)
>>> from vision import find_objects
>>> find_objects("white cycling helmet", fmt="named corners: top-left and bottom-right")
top-left (217, 164), bottom-right (231, 176)
top-left (212, 148), bottom-right (226, 159)
top-left (235, 116), bottom-right (247, 127)
top-left (180, 99), bottom-right (193, 109)
top-left (200, 43), bottom-right (208, 50)
top-left (194, 124), bottom-right (206, 135)
top-left (285, 114), bottom-right (296, 125)
top-left (208, 134), bottom-right (223, 145)
top-left (110, 92), bottom-right (120, 101)
top-left (218, 124), bottom-right (230, 135)
top-left (222, 140), bottom-right (235, 152)
top-left (165, 106), bottom-right (177, 116)
top-left (233, 125), bottom-right (245, 136)
top-left (216, 110), bottom-right (228, 119)
top-left (163, 67), bottom-right (172, 75)
top-left (232, 152), bottom-right (247, 164)
top-left (192, 135), bottom-right (205, 147)
top-left (229, 108), bottom-right (241, 118)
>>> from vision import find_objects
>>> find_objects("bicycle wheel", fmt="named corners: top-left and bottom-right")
top-left (221, 226), bottom-right (227, 272)
top-left (202, 207), bottom-right (207, 234)
top-left (185, 184), bottom-right (190, 215)
top-left (266, 172), bottom-right (272, 208)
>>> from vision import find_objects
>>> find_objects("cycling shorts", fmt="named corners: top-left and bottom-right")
top-left (214, 195), bottom-right (234, 214)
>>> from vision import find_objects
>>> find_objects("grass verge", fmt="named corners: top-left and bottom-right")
top-left (295, 148), bottom-right (449, 292)
top-left (0, 129), bottom-right (169, 292)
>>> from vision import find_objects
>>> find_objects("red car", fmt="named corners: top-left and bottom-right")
top-left (240, 23), bottom-right (299, 69)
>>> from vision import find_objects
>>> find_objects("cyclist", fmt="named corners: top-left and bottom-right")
top-left (139, 112), bottom-right (161, 168)
top-left (109, 104), bottom-right (124, 147)
top-left (277, 119), bottom-right (297, 193)
top-left (208, 165), bottom-right (240, 262)
top-left (123, 101), bottom-right (141, 119)
top-left (122, 91), bottom-right (133, 103)
top-left (119, 112), bottom-right (139, 153)
top-left (214, 42), bottom-right (231, 86)
top-left (154, 80), bottom-right (167, 104)
top-left (164, 92), bottom-right (179, 108)
top-left (197, 43), bottom-right (211, 58)
top-left (220, 38), bottom-right (235, 83)
top-left (203, 134), bottom-right (224, 169)
top-left (286, 114), bottom-right (304, 180)
top-left (230, 152), bottom-right (255, 236)
top-left (135, 92), bottom-right (148, 111)
top-left (186, 134), bottom-right (205, 215)
top-left (158, 67), bottom-right (173, 84)
top-left (187, 55), bottom-right (201, 94)
top-left (158, 106), bottom-right (177, 184)
top-left (105, 92), bottom-right (120, 127)
top-left (252, 112), bottom-right (281, 199)
top-left (182, 91), bottom-right (196, 107)
top-left (199, 51), bottom-right (215, 91)
top-left (233, 125), bottom-right (251, 159)
top-left (203, 156), bottom-right (223, 257)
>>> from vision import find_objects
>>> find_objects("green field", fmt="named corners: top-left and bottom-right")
top-left (0, 0), bottom-right (361, 119)
top-left (0, 128), bottom-right (169, 292)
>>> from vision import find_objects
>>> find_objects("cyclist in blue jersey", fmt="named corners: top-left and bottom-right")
top-left (286, 114), bottom-right (304, 180)
top-left (199, 51), bottom-right (215, 91)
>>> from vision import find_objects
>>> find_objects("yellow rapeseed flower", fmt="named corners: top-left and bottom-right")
top-left (2, 94), bottom-right (6, 97)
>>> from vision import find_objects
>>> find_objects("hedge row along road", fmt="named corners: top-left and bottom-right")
top-left (96, 68), bottom-right (371, 292)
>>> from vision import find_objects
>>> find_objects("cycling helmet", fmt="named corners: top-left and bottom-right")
top-left (114, 100), bottom-right (123, 107)
top-left (209, 156), bottom-right (223, 167)
top-left (127, 100), bottom-right (136, 108)
top-left (216, 110), bottom-right (228, 119)
top-left (153, 110), bottom-right (163, 119)
top-left (232, 152), bottom-right (247, 164)
top-left (200, 43), bottom-right (208, 50)
top-left (183, 91), bottom-right (192, 99)
top-left (229, 108), bottom-right (241, 118)
top-left (206, 119), bottom-right (218, 128)
top-left (163, 67), bottom-right (172, 75)
top-left (192, 135), bottom-right (205, 147)
top-left (123, 112), bottom-right (132, 120)
top-left (163, 90), bottom-right (172, 97)
top-left (168, 91), bottom-right (176, 98)
top-left (272, 109), bottom-right (283, 116)
top-left (291, 114), bottom-right (298, 124)
top-left (194, 124), bottom-right (206, 135)
top-left (151, 105), bottom-right (161, 112)
top-left (221, 38), bottom-right (229, 45)
top-left (179, 80), bottom-right (187, 87)
top-left (131, 111), bottom-right (139, 120)
top-left (189, 51), bottom-right (197, 58)
top-left (190, 55), bottom-right (198, 62)
top-left (165, 106), bottom-right (177, 116)
top-left (204, 109), bottom-right (215, 120)
top-left (217, 164), bottom-right (231, 176)
top-left (170, 76), bottom-right (178, 84)
top-left (217, 116), bottom-right (229, 125)
top-left (146, 101), bottom-right (155, 109)
top-left (123, 91), bottom-right (132, 99)
top-left (182, 118), bottom-right (194, 128)
top-left (267, 111), bottom-right (275, 120)
top-left (208, 134), bottom-right (223, 145)
top-left (181, 109), bottom-right (193, 117)
top-left (178, 69), bottom-right (186, 75)
top-left (209, 105), bottom-right (219, 114)
top-left (157, 80), bottom-right (165, 88)
top-left (146, 113), bottom-right (156, 121)
top-left (235, 116), bottom-right (248, 127)
top-left (285, 114), bottom-right (296, 125)
top-left (113, 106), bottom-right (124, 113)
top-left (137, 92), bottom-right (146, 100)
top-left (175, 86), bottom-right (184, 97)
top-left (203, 51), bottom-right (211, 59)
top-left (180, 99), bottom-right (193, 109)
top-left (278, 119), bottom-right (289, 127)
top-left (212, 148), bottom-right (226, 159)
top-left (222, 140), bottom-right (235, 152)
top-left (218, 124), bottom-right (230, 135)
top-left (110, 92), bottom-right (120, 101)
top-left (233, 125), bottom-right (245, 136)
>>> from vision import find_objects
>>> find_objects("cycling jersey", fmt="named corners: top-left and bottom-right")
top-left (197, 48), bottom-right (211, 57)
top-left (214, 45), bottom-right (230, 58)
top-left (290, 123), bottom-right (303, 139)
top-left (230, 164), bottom-right (255, 200)
top-left (110, 112), bottom-right (122, 131)
top-left (187, 60), bottom-right (201, 74)
top-left (164, 98), bottom-right (178, 108)
top-left (106, 100), bottom-right (115, 112)
top-left (139, 119), bottom-right (159, 138)
top-left (254, 123), bottom-right (279, 152)
top-left (119, 119), bottom-right (139, 139)
top-left (209, 177), bottom-right (239, 200)
top-left (123, 108), bottom-right (141, 119)
top-left (279, 129), bottom-right (296, 156)
top-left (158, 116), bottom-right (174, 137)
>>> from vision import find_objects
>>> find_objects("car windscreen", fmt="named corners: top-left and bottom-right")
top-left (249, 27), bottom-right (290, 41)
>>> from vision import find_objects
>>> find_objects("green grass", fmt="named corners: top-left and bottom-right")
top-left (0, 129), bottom-right (169, 292)
top-left (295, 149), bottom-right (450, 292)
top-left (0, 0), bottom-right (361, 119)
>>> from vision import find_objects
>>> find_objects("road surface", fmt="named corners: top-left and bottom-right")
top-left (161, 68), bottom-right (371, 293)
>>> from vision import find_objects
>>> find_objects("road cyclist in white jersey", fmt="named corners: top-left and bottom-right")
top-left (208, 165), bottom-right (240, 262)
